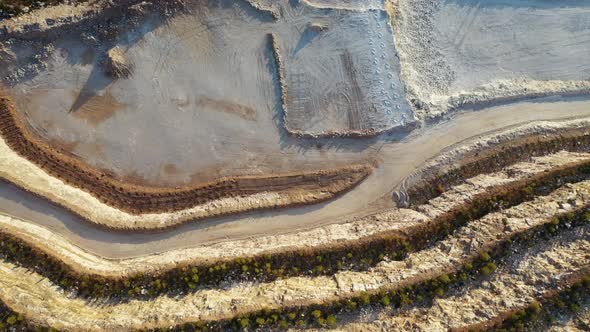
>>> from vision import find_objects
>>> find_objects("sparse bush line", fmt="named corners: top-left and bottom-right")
top-left (147, 207), bottom-right (590, 331)
top-left (0, 300), bottom-right (53, 331)
top-left (407, 131), bottom-right (590, 206)
top-left (1, 160), bottom-right (590, 301)
top-left (450, 268), bottom-right (590, 332)
top-left (3, 204), bottom-right (588, 331)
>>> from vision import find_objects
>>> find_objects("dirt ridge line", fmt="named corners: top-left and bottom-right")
top-left (1, 179), bottom-right (589, 331)
top-left (0, 153), bottom-right (588, 300)
top-left (339, 233), bottom-right (590, 332)
top-left (450, 268), bottom-right (590, 332)
top-left (405, 128), bottom-right (590, 206)
top-left (1, 115), bottom-right (588, 232)
top-left (0, 95), bottom-right (371, 217)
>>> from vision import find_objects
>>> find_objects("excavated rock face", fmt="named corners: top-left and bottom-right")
top-left (104, 46), bottom-right (133, 79)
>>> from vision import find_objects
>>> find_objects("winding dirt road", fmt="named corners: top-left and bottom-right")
top-left (1, 96), bottom-right (590, 258)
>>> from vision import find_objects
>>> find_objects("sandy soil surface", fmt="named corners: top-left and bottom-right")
top-left (1, 0), bottom-right (588, 188)
top-left (277, 1), bottom-right (412, 135)
top-left (1, 178), bottom-right (588, 331)
top-left (1, 150), bottom-right (584, 276)
top-left (393, 0), bottom-right (590, 118)
top-left (1, 1), bottom-right (589, 330)
top-left (0, 98), bottom-right (589, 257)
top-left (2, 0), bottom-right (388, 187)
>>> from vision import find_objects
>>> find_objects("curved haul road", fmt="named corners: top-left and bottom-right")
top-left (1, 96), bottom-right (590, 258)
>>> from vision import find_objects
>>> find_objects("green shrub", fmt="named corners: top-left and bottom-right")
top-left (479, 252), bottom-right (491, 262)
top-left (239, 318), bottom-right (249, 329)
top-left (346, 300), bottom-right (358, 310)
top-left (360, 293), bottom-right (370, 305)
top-left (311, 309), bottom-right (322, 319)
top-left (255, 317), bottom-right (266, 326)
top-left (434, 288), bottom-right (445, 297)
top-left (438, 274), bottom-right (451, 284)
top-left (326, 315), bottom-right (337, 327)
top-left (481, 262), bottom-right (497, 276)
top-left (570, 303), bottom-right (581, 312)
top-left (6, 316), bottom-right (17, 325)
top-left (527, 301), bottom-right (541, 315)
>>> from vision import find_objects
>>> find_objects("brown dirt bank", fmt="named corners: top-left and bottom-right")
top-left (450, 269), bottom-right (590, 332)
top-left (1, 154), bottom-right (588, 300)
top-left (0, 95), bottom-right (372, 215)
top-left (405, 128), bottom-right (590, 206)
top-left (1, 180), bottom-right (588, 331)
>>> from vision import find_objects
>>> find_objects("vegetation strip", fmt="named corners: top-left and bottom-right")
top-left (1, 160), bottom-right (588, 300)
top-left (2, 204), bottom-right (586, 331)
top-left (0, 301), bottom-right (52, 331)
top-left (0, 178), bottom-right (587, 331)
top-left (406, 130), bottom-right (590, 206)
top-left (451, 270), bottom-right (590, 332)
top-left (152, 208), bottom-right (590, 331)
top-left (0, 96), bottom-right (371, 215)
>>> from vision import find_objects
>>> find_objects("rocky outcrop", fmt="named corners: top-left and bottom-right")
top-left (104, 46), bottom-right (133, 78)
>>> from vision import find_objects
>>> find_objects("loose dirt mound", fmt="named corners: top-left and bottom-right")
top-left (103, 46), bottom-right (133, 78)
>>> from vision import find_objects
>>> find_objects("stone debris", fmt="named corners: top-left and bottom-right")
top-left (104, 46), bottom-right (133, 79)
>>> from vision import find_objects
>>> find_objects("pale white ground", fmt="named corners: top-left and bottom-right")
top-left (3, 0), bottom-right (590, 185)
top-left (1, 98), bottom-right (590, 257)
top-left (4, 0), bottom-right (397, 186)
top-left (0, 2), bottom-right (103, 34)
top-left (303, 0), bottom-right (384, 11)
top-left (1, 178), bottom-right (588, 331)
top-left (279, 2), bottom-right (412, 134)
top-left (1, 150), bottom-right (584, 276)
top-left (393, 0), bottom-right (590, 117)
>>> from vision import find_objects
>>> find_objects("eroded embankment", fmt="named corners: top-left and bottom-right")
top-left (0, 151), bottom-right (588, 300)
top-left (0, 95), bottom-right (372, 229)
top-left (1, 176), bottom-right (589, 331)
top-left (3, 97), bottom-right (590, 232)
top-left (406, 128), bottom-right (590, 206)
top-left (342, 227), bottom-right (590, 331)
top-left (452, 272), bottom-right (590, 332)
